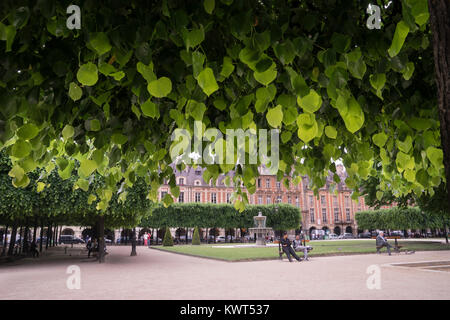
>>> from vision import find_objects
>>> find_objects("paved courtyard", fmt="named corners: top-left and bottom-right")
top-left (0, 246), bottom-right (449, 300)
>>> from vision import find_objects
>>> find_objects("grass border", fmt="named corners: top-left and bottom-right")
top-left (149, 246), bottom-right (445, 262)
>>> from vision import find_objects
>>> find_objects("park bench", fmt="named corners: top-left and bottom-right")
top-left (278, 239), bottom-right (313, 260)
top-left (375, 236), bottom-right (414, 254)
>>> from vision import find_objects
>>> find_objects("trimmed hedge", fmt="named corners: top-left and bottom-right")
top-left (140, 203), bottom-right (301, 231)
top-left (355, 207), bottom-right (450, 230)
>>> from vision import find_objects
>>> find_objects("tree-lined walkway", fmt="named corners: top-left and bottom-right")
top-left (1, 246), bottom-right (449, 300)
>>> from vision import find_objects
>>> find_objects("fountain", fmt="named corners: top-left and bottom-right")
top-left (248, 212), bottom-right (273, 246)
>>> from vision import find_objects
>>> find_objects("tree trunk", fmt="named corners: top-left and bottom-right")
top-left (18, 226), bottom-right (23, 255)
top-left (45, 224), bottom-right (50, 249)
top-left (1, 225), bottom-right (8, 256)
top-left (54, 224), bottom-right (58, 246)
top-left (131, 227), bottom-right (137, 256)
top-left (98, 216), bottom-right (105, 263)
top-left (23, 224), bottom-right (29, 254)
top-left (428, 0), bottom-right (450, 215)
top-left (39, 221), bottom-right (44, 252)
top-left (32, 221), bottom-right (37, 243)
top-left (8, 225), bottom-right (17, 256)
top-left (185, 227), bottom-right (188, 244)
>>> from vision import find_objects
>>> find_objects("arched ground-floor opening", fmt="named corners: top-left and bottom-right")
top-left (334, 226), bottom-right (341, 236)
top-left (309, 227), bottom-right (316, 239)
top-left (345, 226), bottom-right (353, 234)
top-left (322, 227), bottom-right (330, 235)
top-left (61, 228), bottom-right (74, 236)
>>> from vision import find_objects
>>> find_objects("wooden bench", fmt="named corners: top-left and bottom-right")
top-left (278, 241), bottom-right (313, 260)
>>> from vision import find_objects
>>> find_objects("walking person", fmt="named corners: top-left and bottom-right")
top-left (143, 232), bottom-right (148, 246)
top-left (30, 240), bottom-right (39, 258)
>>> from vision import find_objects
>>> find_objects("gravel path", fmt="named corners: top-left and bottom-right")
top-left (0, 246), bottom-right (449, 300)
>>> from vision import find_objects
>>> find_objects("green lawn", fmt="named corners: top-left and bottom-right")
top-left (151, 240), bottom-right (450, 261)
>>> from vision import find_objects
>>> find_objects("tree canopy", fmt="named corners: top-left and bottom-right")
top-left (141, 203), bottom-right (302, 230)
top-left (0, 0), bottom-right (447, 216)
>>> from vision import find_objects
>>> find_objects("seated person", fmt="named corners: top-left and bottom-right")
top-left (292, 235), bottom-right (312, 261)
top-left (376, 231), bottom-right (392, 255)
top-left (280, 232), bottom-right (302, 262)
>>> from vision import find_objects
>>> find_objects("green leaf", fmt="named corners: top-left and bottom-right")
top-left (137, 62), bottom-right (156, 83)
top-left (204, 0), bottom-right (215, 14)
top-left (11, 139), bottom-right (31, 158)
top-left (8, 164), bottom-right (24, 181)
top-left (388, 20), bottom-right (410, 58)
top-left (396, 151), bottom-right (415, 172)
top-left (111, 133), bottom-right (128, 145)
top-left (372, 132), bottom-right (388, 148)
top-left (402, 62), bottom-right (415, 80)
top-left (77, 63), bottom-right (99, 86)
top-left (266, 105), bottom-right (283, 128)
top-left (253, 63), bottom-right (277, 86)
top-left (397, 136), bottom-right (413, 153)
top-left (62, 125), bottom-right (75, 140)
top-left (336, 93), bottom-right (364, 133)
top-left (197, 68), bottom-right (219, 96)
top-left (37, 182), bottom-right (45, 193)
top-left (184, 26), bottom-right (205, 51)
top-left (17, 123), bottom-right (39, 140)
top-left (147, 77), bottom-right (172, 98)
top-left (141, 99), bottom-right (159, 118)
top-left (79, 159), bottom-right (98, 177)
top-left (369, 74), bottom-right (386, 99)
top-left (220, 57), bottom-right (234, 79)
top-left (0, 23), bottom-right (17, 52)
top-left (186, 100), bottom-right (207, 120)
top-left (68, 82), bottom-right (83, 101)
top-left (324, 126), bottom-right (337, 139)
top-left (75, 178), bottom-right (90, 192)
top-left (297, 113), bottom-right (318, 143)
top-left (297, 89), bottom-right (322, 113)
top-left (274, 40), bottom-right (296, 65)
top-left (88, 32), bottom-right (112, 55)
top-left (426, 147), bottom-right (443, 170)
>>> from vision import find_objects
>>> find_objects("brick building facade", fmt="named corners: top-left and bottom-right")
top-left (158, 165), bottom-right (394, 237)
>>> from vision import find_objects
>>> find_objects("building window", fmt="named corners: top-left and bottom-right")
top-left (334, 208), bottom-right (339, 222)
top-left (277, 196), bottom-right (282, 203)
top-left (211, 193), bottom-right (217, 203)
top-left (258, 196), bottom-right (263, 204)
top-left (195, 169), bottom-right (201, 175)
top-left (178, 178), bottom-right (185, 185)
top-left (310, 208), bottom-right (315, 223)
top-left (287, 196), bottom-right (291, 204)
top-left (295, 196), bottom-right (299, 207)
top-left (195, 192), bottom-right (201, 202)
top-left (161, 191), bottom-right (167, 200)
top-left (345, 196), bottom-right (350, 207)
top-left (346, 208), bottom-right (351, 221)
top-left (276, 181), bottom-right (281, 189)
top-left (195, 180), bottom-right (201, 186)
top-left (227, 193), bottom-right (231, 203)
top-left (321, 195), bottom-right (326, 206)
top-left (266, 196), bottom-right (271, 204)
top-left (333, 196), bottom-right (338, 207)
top-left (257, 179), bottom-right (261, 188)
top-left (178, 192), bottom-right (184, 203)
top-left (309, 195), bottom-right (314, 207)
top-left (266, 179), bottom-right (270, 188)
top-left (322, 208), bottom-right (327, 223)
